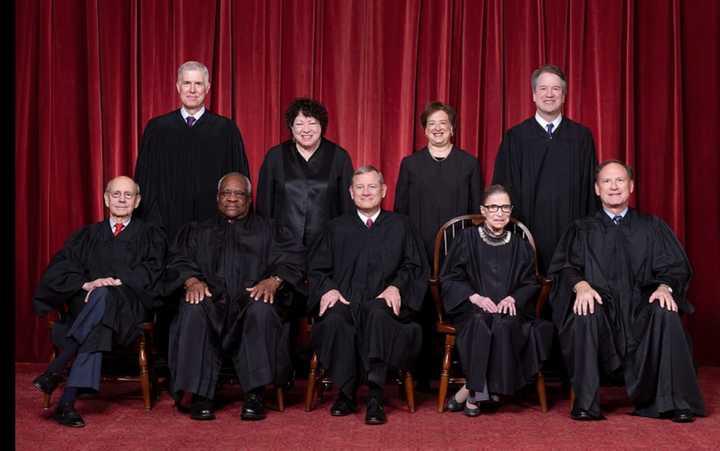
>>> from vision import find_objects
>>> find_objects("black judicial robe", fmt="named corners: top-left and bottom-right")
top-left (440, 228), bottom-right (552, 394)
top-left (164, 214), bottom-right (306, 324)
top-left (395, 146), bottom-right (484, 260)
top-left (32, 219), bottom-right (166, 353)
top-left (164, 214), bottom-right (306, 395)
top-left (256, 138), bottom-right (354, 248)
top-left (308, 211), bottom-right (429, 369)
top-left (493, 117), bottom-right (598, 274)
top-left (548, 209), bottom-right (705, 416)
top-left (134, 109), bottom-right (250, 241)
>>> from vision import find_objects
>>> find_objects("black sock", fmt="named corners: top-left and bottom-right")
top-left (59, 387), bottom-right (78, 406)
top-left (47, 342), bottom-right (80, 374)
top-left (368, 381), bottom-right (383, 401)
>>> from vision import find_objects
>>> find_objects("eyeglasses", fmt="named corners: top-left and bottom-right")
top-left (107, 191), bottom-right (137, 200)
top-left (219, 190), bottom-right (250, 199)
top-left (482, 204), bottom-right (513, 213)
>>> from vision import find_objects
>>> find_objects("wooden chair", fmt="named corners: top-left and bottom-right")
top-left (429, 214), bottom-right (551, 413)
top-left (41, 311), bottom-right (158, 411)
top-left (304, 320), bottom-right (416, 413)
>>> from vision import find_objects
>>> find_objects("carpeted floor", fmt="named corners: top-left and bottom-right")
top-left (14, 363), bottom-right (720, 450)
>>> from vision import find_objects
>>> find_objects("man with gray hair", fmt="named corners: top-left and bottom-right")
top-left (32, 176), bottom-right (166, 427)
top-left (308, 166), bottom-right (429, 425)
top-left (134, 60), bottom-right (250, 362)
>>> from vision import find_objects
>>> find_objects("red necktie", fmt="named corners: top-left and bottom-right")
top-left (113, 223), bottom-right (125, 237)
top-left (366, 218), bottom-right (373, 228)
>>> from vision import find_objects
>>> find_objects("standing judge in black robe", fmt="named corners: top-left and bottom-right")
top-left (32, 176), bottom-right (166, 428)
top-left (492, 64), bottom-right (598, 275)
top-left (308, 166), bottom-right (429, 425)
top-left (440, 185), bottom-right (552, 416)
top-left (395, 101), bottom-right (484, 390)
top-left (548, 160), bottom-right (705, 423)
top-left (165, 173), bottom-right (305, 422)
top-left (134, 60), bottom-right (250, 362)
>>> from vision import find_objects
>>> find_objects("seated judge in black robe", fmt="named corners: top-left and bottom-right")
top-left (32, 176), bottom-right (166, 428)
top-left (492, 65), bottom-right (598, 275)
top-left (134, 60), bottom-right (250, 365)
top-left (308, 166), bottom-right (429, 425)
top-left (440, 185), bottom-right (553, 416)
top-left (395, 101), bottom-right (484, 390)
top-left (548, 160), bottom-right (705, 423)
top-left (165, 173), bottom-right (305, 422)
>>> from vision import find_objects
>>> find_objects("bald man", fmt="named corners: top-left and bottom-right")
top-left (32, 176), bottom-right (167, 427)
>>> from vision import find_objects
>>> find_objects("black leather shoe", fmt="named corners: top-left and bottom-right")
top-left (570, 408), bottom-right (606, 421)
top-left (190, 396), bottom-right (215, 421)
top-left (241, 393), bottom-right (266, 421)
top-left (672, 409), bottom-right (695, 423)
top-left (33, 371), bottom-right (64, 395)
top-left (365, 397), bottom-right (387, 425)
top-left (446, 396), bottom-right (465, 412)
top-left (330, 393), bottom-right (358, 416)
top-left (53, 403), bottom-right (85, 428)
top-left (463, 402), bottom-right (481, 417)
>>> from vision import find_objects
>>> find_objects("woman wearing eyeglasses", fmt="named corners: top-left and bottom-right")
top-left (439, 185), bottom-right (553, 416)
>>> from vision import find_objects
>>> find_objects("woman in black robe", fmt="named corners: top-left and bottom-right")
top-left (440, 185), bottom-right (552, 416)
top-left (256, 98), bottom-right (354, 250)
top-left (394, 101), bottom-right (484, 389)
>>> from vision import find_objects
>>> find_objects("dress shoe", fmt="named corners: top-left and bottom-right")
top-left (446, 396), bottom-right (466, 412)
top-left (53, 403), bottom-right (85, 428)
top-left (463, 402), bottom-right (481, 417)
top-left (330, 393), bottom-right (358, 416)
top-left (570, 408), bottom-right (606, 421)
top-left (365, 397), bottom-right (387, 425)
top-left (32, 371), bottom-right (64, 395)
top-left (241, 393), bottom-right (266, 421)
top-left (671, 409), bottom-right (695, 423)
top-left (190, 396), bottom-right (216, 421)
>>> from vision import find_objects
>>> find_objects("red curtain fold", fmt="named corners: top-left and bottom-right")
top-left (15, 0), bottom-right (720, 364)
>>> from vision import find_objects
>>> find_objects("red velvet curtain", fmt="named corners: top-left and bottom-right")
top-left (15, 0), bottom-right (720, 364)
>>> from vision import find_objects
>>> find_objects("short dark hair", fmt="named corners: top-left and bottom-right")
top-left (420, 101), bottom-right (457, 129)
top-left (531, 64), bottom-right (567, 92)
top-left (595, 159), bottom-right (634, 182)
top-left (481, 184), bottom-right (511, 205)
top-left (285, 98), bottom-right (329, 136)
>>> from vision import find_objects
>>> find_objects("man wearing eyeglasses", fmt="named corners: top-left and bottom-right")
top-left (164, 173), bottom-right (305, 422)
top-left (32, 176), bottom-right (167, 427)
top-left (548, 160), bottom-right (705, 423)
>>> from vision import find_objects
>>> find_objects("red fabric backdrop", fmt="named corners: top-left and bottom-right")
top-left (15, 0), bottom-right (720, 364)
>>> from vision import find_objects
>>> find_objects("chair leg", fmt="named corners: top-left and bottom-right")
top-left (536, 371), bottom-right (548, 413)
top-left (569, 387), bottom-right (576, 412)
top-left (42, 346), bottom-right (58, 409)
top-left (304, 353), bottom-right (319, 412)
top-left (138, 334), bottom-right (152, 411)
top-left (403, 371), bottom-right (415, 413)
top-left (437, 334), bottom-right (455, 413)
top-left (276, 387), bottom-right (285, 412)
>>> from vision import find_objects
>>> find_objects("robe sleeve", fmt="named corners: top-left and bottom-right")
top-left (231, 122), bottom-right (250, 180)
top-left (134, 119), bottom-right (163, 228)
top-left (307, 226), bottom-right (341, 314)
top-left (439, 231), bottom-right (476, 312)
top-left (647, 217), bottom-right (693, 313)
top-left (255, 152), bottom-right (276, 218)
top-left (338, 151), bottom-right (355, 214)
top-left (469, 158), bottom-right (484, 214)
top-left (580, 129), bottom-right (600, 215)
top-left (163, 223), bottom-right (204, 296)
top-left (389, 220), bottom-right (429, 312)
top-left (393, 157), bottom-right (410, 214)
top-left (266, 222), bottom-right (307, 293)
top-left (32, 227), bottom-right (92, 315)
top-left (509, 239), bottom-right (541, 314)
top-left (547, 221), bottom-right (586, 326)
